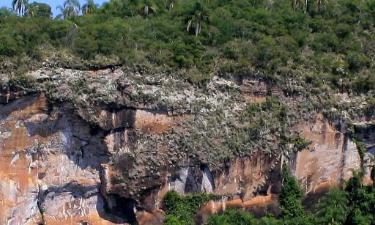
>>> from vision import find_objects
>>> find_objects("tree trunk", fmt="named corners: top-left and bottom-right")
top-left (195, 23), bottom-right (200, 36)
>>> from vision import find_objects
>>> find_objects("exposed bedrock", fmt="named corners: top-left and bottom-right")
top-left (0, 89), bottom-right (373, 224)
top-left (0, 94), bottom-right (128, 225)
top-left (292, 114), bottom-right (362, 194)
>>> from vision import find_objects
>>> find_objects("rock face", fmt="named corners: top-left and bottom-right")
top-left (0, 67), bottom-right (373, 225)
top-left (352, 122), bottom-right (375, 185)
top-left (292, 114), bottom-right (362, 194)
top-left (0, 94), bottom-right (124, 225)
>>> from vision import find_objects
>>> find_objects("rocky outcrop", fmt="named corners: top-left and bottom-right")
top-left (292, 114), bottom-right (362, 194)
top-left (352, 121), bottom-right (375, 185)
top-left (0, 94), bottom-right (126, 225)
top-left (0, 67), bottom-right (373, 225)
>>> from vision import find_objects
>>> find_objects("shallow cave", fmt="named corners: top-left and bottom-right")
top-left (104, 194), bottom-right (138, 224)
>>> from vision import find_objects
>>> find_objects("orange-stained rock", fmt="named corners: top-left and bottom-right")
top-left (0, 95), bottom-right (48, 225)
top-left (136, 209), bottom-right (164, 225)
top-left (0, 95), bottom-right (125, 225)
top-left (213, 153), bottom-right (277, 200)
top-left (135, 110), bottom-right (186, 134)
top-left (197, 186), bottom-right (278, 224)
top-left (294, 114), bottom-right (361, 194)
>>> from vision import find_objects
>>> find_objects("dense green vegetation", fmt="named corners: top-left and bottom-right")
top-left (1, 0), bottom-right (374, 90)
top-left (163, 191), bottom-right (214, 225)
top-left (279, 166), bottom-right (304, 219)
top-left (161, 168), bottom-right (374, 225)
top-left (192, 170), bottom-right (373, 225)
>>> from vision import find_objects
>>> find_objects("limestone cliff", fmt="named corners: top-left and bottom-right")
top-left (0, 67), bottom-right (374, 225)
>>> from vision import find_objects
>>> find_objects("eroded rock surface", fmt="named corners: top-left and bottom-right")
top-left (0, 67), bottom-right (373, 225)
top-left (293, 114), bottom-right (362, 194)
top-left (0, 94), bottom-right (124, 225)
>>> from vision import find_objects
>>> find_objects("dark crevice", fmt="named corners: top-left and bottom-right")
top-left (36, 187), bottom-right (46, 225)
top-left (102, 194), bottom-right (138, 225)
top-left (57, 63), bottom-right (123, 72)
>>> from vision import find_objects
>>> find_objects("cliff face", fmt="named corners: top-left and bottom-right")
top-left (0, 67), bottom-right (374, 225)
top-left (293, 114), bottom-right (362, 194)
top-left (0, 94), bottom-right (121, 225)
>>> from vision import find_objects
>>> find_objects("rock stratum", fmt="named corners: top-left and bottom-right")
top-left (0, 67), bottom-right (374, 225)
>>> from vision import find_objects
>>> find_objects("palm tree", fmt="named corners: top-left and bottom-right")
top-left (292, 0), bottom-right (309, 13)
top-left (56, 0), bottom-right (81, 19)
top-left (316, 0), bottom-right (327, 11)
top-left (12, 0), bottom-right (28, 16)
top-left (140, 0), bottom-right (158, 16)
top-left (0, 7), bottom-right (15, 18)
top-left (186, 2), bottom-right (209, 36)
top-left (82, 0), bottom-right (97, 15)
top-left (166, 0), bottom-right (176, 11)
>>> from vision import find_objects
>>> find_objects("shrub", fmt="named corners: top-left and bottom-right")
top-left (311, 33), bottom-right (339, 52)
top-left (346, 52), bottom-right (370, 72)
top-left (335, 23), bottom-right (352, 38)
top-left (163, 191), bottom-right (213, 225)
top-left (206, 209), bottom-right (257, 225)
top-left (254, 36), bottom-right (285, 70)
top-left (0, 34), bottom-right (21, 56)
top-left (313, 189), bottom-right (349, 225)
top-left (279, 166), bottom-right (304, 218)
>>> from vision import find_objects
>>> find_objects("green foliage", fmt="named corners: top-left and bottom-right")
top-left (0, 7), bottom-right (16, 18)
top-left (290, 136), bottom-right (311, 152)
top-left (205, 173), bottom-right (374, 225)
top-left (279, 166), bottom-right (304, 218)
top-left (0, 0), bottom-right (373, 92)
top-left (346, 52), bottom-right (370, 72)
top-left (163, 191), bottom-right (213, 225)
top-left (311, 32), bottom-right (339, 52)
top-left (206, 209), bottom-right (258, 225)
top-left (26, 2), bottom-right (52, 18)
top-left (0, 33), bottom-right (21, 56)
top-left (345, 173), bottom-right (375, 225)
top-left (353, 139), bottom-right (367, 166)
top-left (8, 73), bottom-right (36, 90)
top-left (314, 189), bottom-right (349, 225)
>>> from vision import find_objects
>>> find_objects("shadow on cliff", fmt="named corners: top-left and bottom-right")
top-left (0, 94), bottom-right (51, 120)
top-left (1, 95), bottom-right (137, 224)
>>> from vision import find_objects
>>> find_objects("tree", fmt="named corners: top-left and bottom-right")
top-left (314, 189), bottom-right (349, 225)
top-left (316, 0), bottom-right (327, 11)
top-left (56, 0), bottom-right (81, 19)
top-left (0, 7), bottom-right (15, 18)
top-left (166, 0), bottom-right (176, 11)
top-left (292, 0), bottom-right (304, 11)
top-left (345, 173), bottom-right (375, 225)
top-left (127, 0), bottom-right (159, 17)
top-left (279, 166), bottom-right (304, 218)
top-left (207, 209), bottom-right (257, 225)
top-left (141, 0), bottom-right (158, 16)
top-left (82, 0), bottom-right (97, 15)
top-left (12, 0), bottom-right (28, 16)
top-left (186, 2), bottom-right (209, 36)
top-left (26, 2), bottom-right (51, 18)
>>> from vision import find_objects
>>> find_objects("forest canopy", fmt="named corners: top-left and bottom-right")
top-left (0, 0), bottom-right (374, 89)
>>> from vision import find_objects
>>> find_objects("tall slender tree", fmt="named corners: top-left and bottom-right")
top-left (56, 0), bottom-right (81, 19)
top-left (316, 0), bottom-right (328, 11)
top-left (128, 0), bottom-right (159, 16)
top-left (166, 0), bottom-right (176, 11)
top-left (82, 0), bottom-right (97, 15)
top-left (12, 0), bottom-right (28, 16)
top-left (186, 2), bottom-right (209, 37)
